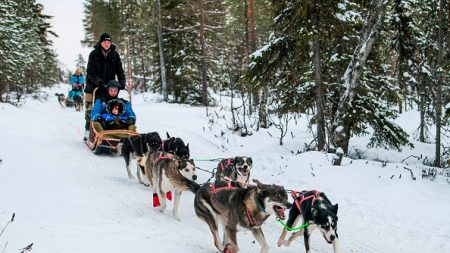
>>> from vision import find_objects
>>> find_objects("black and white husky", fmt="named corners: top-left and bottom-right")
top-left (120, 132), bottom-right (162, 185)
top-left (215, 156), bottom-right (253, 184)
top-left (277, 190), bottom-right (339, 253)
top-left (144, 151), bottom-right (199, 220)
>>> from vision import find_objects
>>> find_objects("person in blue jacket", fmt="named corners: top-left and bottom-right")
top-left (68, 69), bottom-right (84, 101)
top-left (90, 80), bottom-right (136, 132)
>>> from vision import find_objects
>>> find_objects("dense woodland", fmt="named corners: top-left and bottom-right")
top-left (2, 0), bottom-right (450, 166)
top-left (0, 0), bottom-right (59, 103)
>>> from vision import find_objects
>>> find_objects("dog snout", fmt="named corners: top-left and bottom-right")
top-left (330, 234), bottom-right (336, 242)
top-left (243, 164), bottom-right (248, 169)
top-left (192, 175), bottom-right (197, 181)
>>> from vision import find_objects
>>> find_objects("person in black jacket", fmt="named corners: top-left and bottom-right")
top-left (84, 32), bottom-right (126, 140)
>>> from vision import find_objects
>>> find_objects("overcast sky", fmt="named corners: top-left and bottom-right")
top-left (37, 0), bottom-right (91, 72)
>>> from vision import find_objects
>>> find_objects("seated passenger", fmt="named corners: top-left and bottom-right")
top-left (68, 69), bottom-right (84, 101)
top-left (90, 80), bottom-right (136, 132)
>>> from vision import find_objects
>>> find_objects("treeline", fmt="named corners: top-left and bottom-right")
top-left (0, 0), bottom-right (59, 103)
top-left (86, 0), bottom-right (450, 165)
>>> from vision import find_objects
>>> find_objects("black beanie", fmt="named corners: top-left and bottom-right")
top-left (99, 32), bottom-right (111, 43)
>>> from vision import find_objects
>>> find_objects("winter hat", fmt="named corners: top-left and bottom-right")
top-left (99, 32), bottom-right (111, 43)
top-left (106, 80), bottom-right (121, 90)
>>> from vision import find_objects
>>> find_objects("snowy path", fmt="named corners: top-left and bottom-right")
top-left (1, 86), bottom-right (450, 253)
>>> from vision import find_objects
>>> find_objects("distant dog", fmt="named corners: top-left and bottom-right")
top-left (54, 93), bottom-right (66, 108)
top-left (215, 156), bottom-right (253, 184)
top-left (277, 190), bottom-right (339, 253)
top-left (121, 132), bottom-right (162, 185)
top-left (194, 179), bottom-right (291, 253)
top-left (162, 132), bottom-right (190, 158)
top-left (73, 94), bottom-right (83, 111)
top-left (145, 151), bottom-right (199, 220)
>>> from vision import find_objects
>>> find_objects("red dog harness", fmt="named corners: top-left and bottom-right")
top-left (291, 190), bottom-right (321, 211)
top-left (150, 152), bottom-right (174, 165)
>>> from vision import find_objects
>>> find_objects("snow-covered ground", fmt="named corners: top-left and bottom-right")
top-left (1, 84), bottom-right (449, 253)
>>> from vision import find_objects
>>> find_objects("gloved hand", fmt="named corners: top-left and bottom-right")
top-left (126, 118), bottom-right (135, 125)
top-left (94, 115), bottom-right (102, 122)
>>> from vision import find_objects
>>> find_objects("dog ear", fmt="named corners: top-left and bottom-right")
top-left (186, 143), bottom-right (189, 150)
top-left (332, 203), bottom-right (338, 214)
top-left (166, 132), bottom-right (171, 139)
top-left (252, 179), bottom-right (262, 188)
top-left (311, 207), bottom-right (318, 217)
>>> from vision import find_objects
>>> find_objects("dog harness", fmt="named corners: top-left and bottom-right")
top-left (150, 152), bottom-right (174, 165)
top-left (291, 190), bottom-right (321, 211)
top-left (219, 158), bottom-right (234, 172)
top-left (210, 181), bottom-right (237, 193)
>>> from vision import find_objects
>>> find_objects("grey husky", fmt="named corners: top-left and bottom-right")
top-left (194, 179), bottom-right (291, 253)
top-left (144, 151), bottom-right (199, 220)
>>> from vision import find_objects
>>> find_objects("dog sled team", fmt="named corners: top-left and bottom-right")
top-left (119, 131), bottom-right (340, 253)
top-left (63, 33), bottom-right (340, 252)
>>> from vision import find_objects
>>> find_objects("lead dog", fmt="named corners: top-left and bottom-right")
top-left (144, 151), bottom-right (199, 220)
top-left (121, 132), bottom-right (162, 185)
top-left (215, 156), bottom-right (252, 184)
top-left (194, 179), bottom-right (291, 253)
top-left (54, 93), bottom-right (66, 108)
top-left (277, 190), bottom-right (339, 253)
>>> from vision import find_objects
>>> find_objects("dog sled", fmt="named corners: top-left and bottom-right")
top-left (85, 88), bottom-right (139, 154)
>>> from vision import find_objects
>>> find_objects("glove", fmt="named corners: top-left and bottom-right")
top-left (126, 118), bottom-right (135, 125)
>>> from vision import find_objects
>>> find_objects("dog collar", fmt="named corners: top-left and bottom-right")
top-left (254, 195), bottom-right (266, 213)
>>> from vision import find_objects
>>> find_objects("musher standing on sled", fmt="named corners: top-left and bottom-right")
top-left (84, 32), bottom-right (126, 140)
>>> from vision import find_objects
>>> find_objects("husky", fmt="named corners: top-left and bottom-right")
top-left (73, 94), bottom-right (83, 112)
top-left (162, 132), bottom-right (190, 158)
top-left (215, 156), bottom-right (252, 184)
top-left (144, 151), bottom-right (199, 220)
top-left (194, 179), bottom-right (291, 253)
top-left (277, 190), bottom-right (339, 253)
top-left (54, 93), bottom-right (66, 108)
top-left (120, 132), bottom-right (162, 185)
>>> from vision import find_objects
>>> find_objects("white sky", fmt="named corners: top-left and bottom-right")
top-left (37, 0), bottom-right (91, 72)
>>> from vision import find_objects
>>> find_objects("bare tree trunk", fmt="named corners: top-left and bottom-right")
top-left (435, 0), bottom-right (444, 166)
top-left (258, 85), bottom-right (268, 128)
top-left (247, 0), bottom-right (259, 115)
top-left (310, 0), bottom-right (326, 151)
top-left (199, 0), bottom-right (208, 106)
top-left (156, 0), bottom-right (168, 102)
top-left (331, 0), bottom-right (388, 156)
top-left (419, 91), bottom-right (425, 142)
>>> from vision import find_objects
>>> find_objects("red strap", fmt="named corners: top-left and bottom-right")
top-left (246, 207), bottom-right (256, 227)
top-left (292, 190), bottom-right (321, 212)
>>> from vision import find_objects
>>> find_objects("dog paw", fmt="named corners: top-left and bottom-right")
top-left (276, 240), bottom-right (284, 247)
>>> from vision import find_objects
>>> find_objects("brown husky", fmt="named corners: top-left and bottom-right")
top-left (144, 151), bottom-right (199, 220)
top-left (194, 179), bottom-right (291, 253)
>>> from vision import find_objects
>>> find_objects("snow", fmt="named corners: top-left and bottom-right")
top-left (1, 84), bottom-right (450, 253)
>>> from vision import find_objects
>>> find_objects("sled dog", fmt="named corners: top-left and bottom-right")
top-left (144, 151), bottom-right (199, 220)
top-left (162, 132), bottom-right (190, 158)
top-left (215, 156), bottom-right (253, 184)
top-left (121, 132), bottom-right (162, 185)
top-left (194, 179), bottom-right (291, 253)
top-left (277, 190), bottom-right (339, 253)
top-left (54, 93), bottom-right (66, 108)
